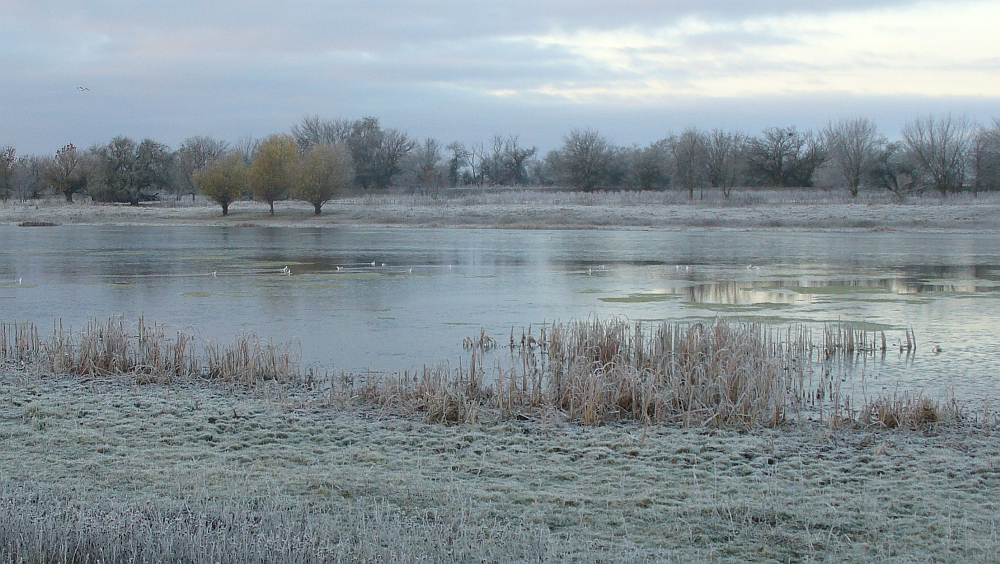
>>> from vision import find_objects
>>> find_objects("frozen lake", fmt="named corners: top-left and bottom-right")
top-left (2, 225), bottom-right (999, 404)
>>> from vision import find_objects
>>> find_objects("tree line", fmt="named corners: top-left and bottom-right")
top-left (2, 114), bottom-right (999, 214)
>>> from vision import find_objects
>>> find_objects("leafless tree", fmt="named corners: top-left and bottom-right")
top-left (672, 128), bottom-right (710, 199)
top-left (176, 136), bottom-right (230, 201)
top-left (901, 114), bottom-right (974, 197)
top-left (823, 118), bottom-right (885, 197)
top-left (868, 142), bottom-right (918, 198)
top-left (13, 155), bottom-right (46, 201)
top-left (409, 138), bottom-right (446, 196)
top-left (631, 139), bottom-right (671, 191)
top-left (291, 116), bottom-right (352, 152)
top-left (45, 143), bottom-right (91, 202)
top-left (559, 129), bottom-right (613, 191)
top-left (0, 146), bottom-right (15, 201)
top-left (971, 119), bottom-right (1000, 195)
top-left (478, 135), bottom-right (537, 186)
top-left (747, 127), bottom-right (826, 187)
top-left (704, 129), bottom-right (747, 199)
top-left (234, 136), bottom-right (260, 165)
top-left (445, 142), bottom-right (470, 186)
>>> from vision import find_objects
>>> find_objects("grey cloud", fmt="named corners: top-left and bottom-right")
top-left (2, 0), bottom-right (995, 154)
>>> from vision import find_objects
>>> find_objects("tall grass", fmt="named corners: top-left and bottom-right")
top-left (1, 316), bottom-right (297, 383)
top-left (2, 315), bottom-right (953, 429)
top-left (347, 317), bottom-right (951, 429)
top-left (352, 318), bottom-right (810, 427)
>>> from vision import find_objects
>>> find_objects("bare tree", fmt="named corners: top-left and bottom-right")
top-left (193, 152), bottom-right (247, 216)
top-left (234, 136), bottom-right (260, 165)
top-left (296, 143), bottom-right (353, 214)
top-left (0, 146), bottom-right (15, 201)
top-left (868, 142), bottom-right (918, 198)
top-left (559, 129), bottom-right (613, 191)
top-left (672, 128), bottom-right (709, 199)
top-left (445, 142), bottom-right (470, 186)
top-left (411, 138), bottom-right (446, 196)
top-left (291, 116), bottom-right (352, 152)
top-left (747, 127), bottom-right (826, 187)
top-left (176, 136), bottom-right (230, 201)
top-left (13, 155), bottom-right (46, 201)
top-left (901, 114), bottom-right (974, 197)
top-left (631, 139), bottom-right (671, 191)
top-left (823, 118), bottom-right (885, 197)
top-left (478, 135), bottom-right (538, 186)
top-left (249, 134), bottom-right (298, 215)
top-left (971, 119), bottom-right (1000, 195)
top-left (704, 129), bottom-right (747, 199)
top-left (45, 144), bottom-right (91, 202)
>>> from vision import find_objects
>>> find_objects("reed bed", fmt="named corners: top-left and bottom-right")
top-left (3, 315), bottom-right (952, 429)
top-left (859, 392), bottom-right (959, 429)
top-left (0, 317), bottom-right (297, 384)
top-left (343, 318), bottom-right (892, 428)
top-left (344, 317), bottom-right (953, 429)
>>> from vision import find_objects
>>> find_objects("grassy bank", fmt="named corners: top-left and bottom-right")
top-left (3, 188), bottom-right (1000, 231)
top-left (2, 316), bottom-right (998, 561)
top-left (2, 367), bottom-right (998, 562)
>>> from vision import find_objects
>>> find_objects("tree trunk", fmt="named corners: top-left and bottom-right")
top-left (313, 202), bottom-right (323, 215)
top-left (64, 191), bottom-right (73, 203)
top-left (269, 201), bottom-right (275, 215)
top-left (222, 203), bottom-right (229, 216)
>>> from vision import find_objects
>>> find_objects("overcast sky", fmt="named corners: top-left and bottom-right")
top-left (2, 0), bottom-right (999, 153)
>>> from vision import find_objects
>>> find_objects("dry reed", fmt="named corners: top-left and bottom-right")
top-left (1, 316), bottom-right (297, 383)
top-left (344, 317), bottom-right (951, 429)
top-left (859, 392), bottom-right (954, 429)
top-left (3, 315), bottom-right (952, 430)
top-left (351, 318), bottom-right (820, 427)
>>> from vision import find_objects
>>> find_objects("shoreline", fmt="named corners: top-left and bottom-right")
top-left (2, 367), bottom-right (998, 561)
top-left (3, 189), bottom-right (1000, 232)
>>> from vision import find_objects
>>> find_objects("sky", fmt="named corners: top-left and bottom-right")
top-left (2, 0), bottom-right (999, 154)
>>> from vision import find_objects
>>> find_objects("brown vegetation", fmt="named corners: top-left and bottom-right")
top-left (0, 315), bottom-right (963, 431)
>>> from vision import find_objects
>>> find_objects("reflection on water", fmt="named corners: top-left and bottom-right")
top-left (675, 272), bottom-right (1000, 306)
top-left (1, 226), bottom-right (999, 406)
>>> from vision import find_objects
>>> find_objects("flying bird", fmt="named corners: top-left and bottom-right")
top-left (77, 86), bottom-right (90, 91)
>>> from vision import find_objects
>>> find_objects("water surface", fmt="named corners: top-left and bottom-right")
top-left (2, 226), bottom-right (998, 405)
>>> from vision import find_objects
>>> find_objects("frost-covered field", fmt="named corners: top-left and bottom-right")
top-left (3, 188), bottom-right (1000, 231)
top-left (2, 367), bottom-right (998, 562)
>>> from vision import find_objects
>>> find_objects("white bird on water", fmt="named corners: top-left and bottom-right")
top-left (370, 261), bottom-right (376, 266)
top-left (211, 271), bottom-right (217, 277)
top-left (15, 277), bottom-right (22, 285)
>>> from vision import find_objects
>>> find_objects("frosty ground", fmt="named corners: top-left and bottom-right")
top-left (3, 188), bottom-right (1000, 232)
top-left (2, 367), bottom-right (998, 562)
